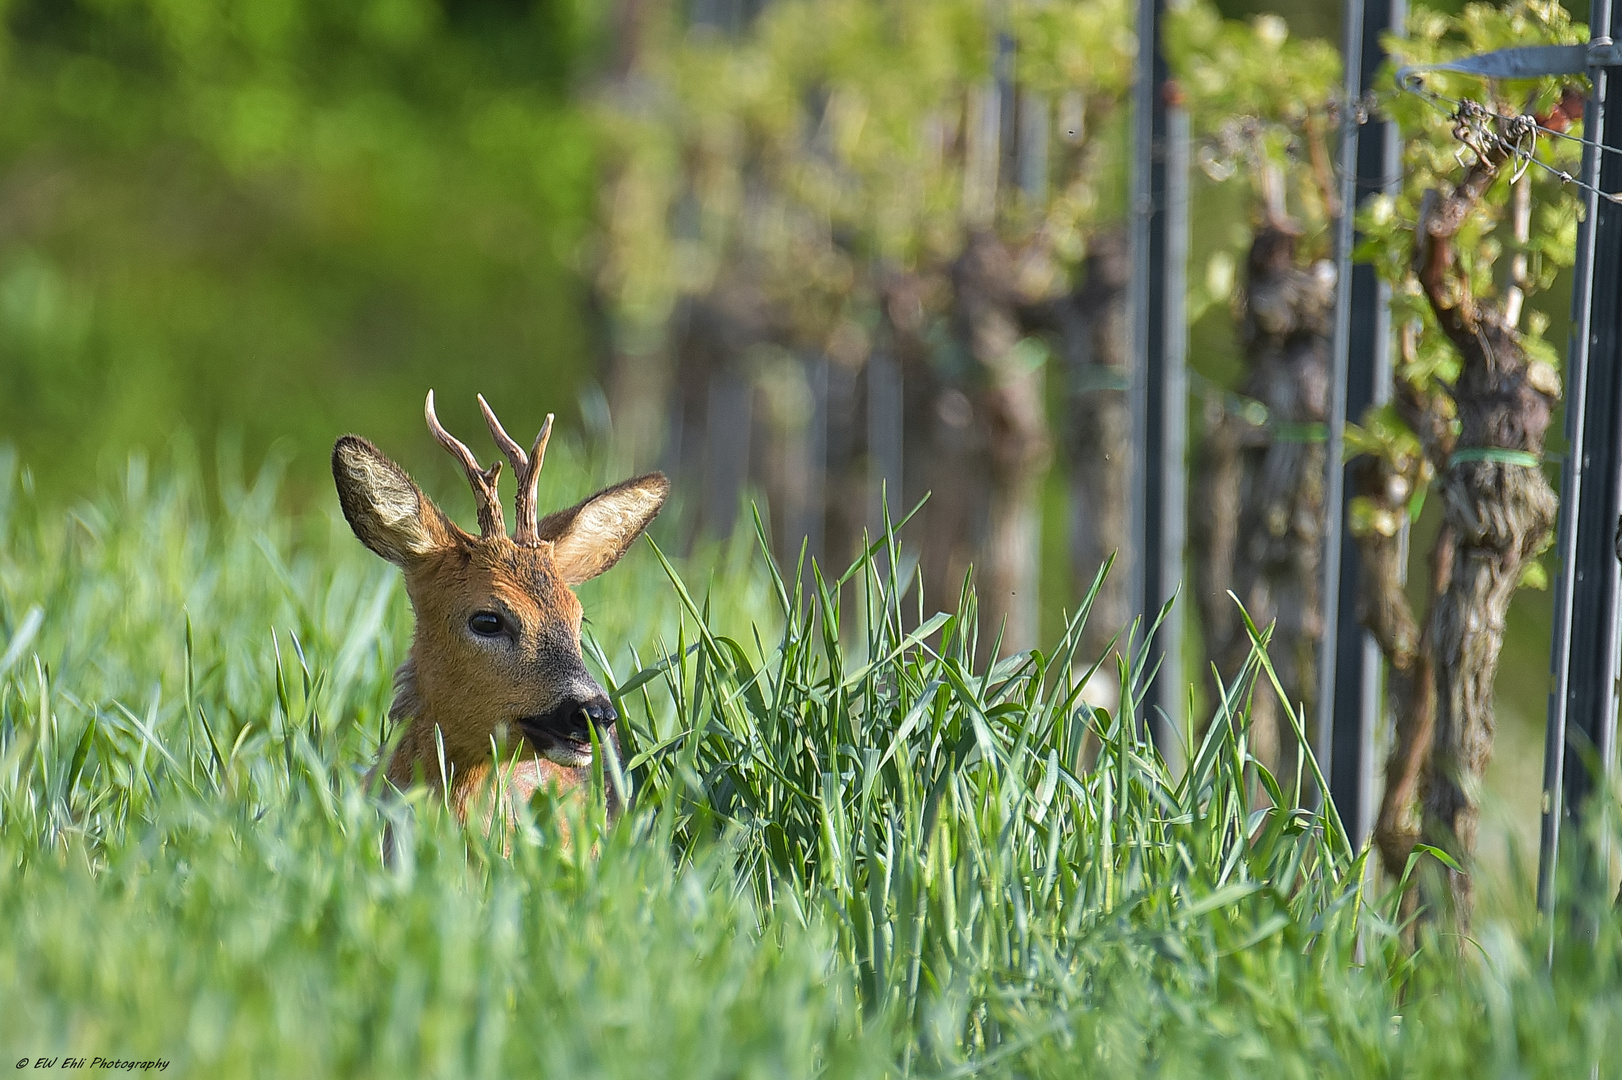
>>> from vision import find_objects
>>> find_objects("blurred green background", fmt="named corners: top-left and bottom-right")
top-left (0, 0), bottom-right (1568, 884)
top-left (0, 0), bottom-right (1488, 500)
top-left (0, 0), bottom-right (599, 504)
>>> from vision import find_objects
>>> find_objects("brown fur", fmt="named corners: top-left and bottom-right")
top-left (332, 418), bottom-right (667, 834)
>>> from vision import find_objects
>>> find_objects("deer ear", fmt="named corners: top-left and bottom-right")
top-left (538, 473), bottom-right (669, 585)
top-left (332, 436), bottom-right (458, 565)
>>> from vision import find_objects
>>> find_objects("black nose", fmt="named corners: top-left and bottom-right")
top-left (575, 694), bottom-right (617, 731)
top-left (545, 693), bottom-right (616, 738)
top-left (518, 693), bottom-right (617, 748)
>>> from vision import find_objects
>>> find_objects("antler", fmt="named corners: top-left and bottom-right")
top-left (425, 390), bottom-right (505, 538)
top-left (478, 394), bottom-right (553, 546)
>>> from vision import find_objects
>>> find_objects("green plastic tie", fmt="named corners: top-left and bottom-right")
top-left (1073, 366), bottom-right (1132, 393)
top-left (1271, 422), bottom-right (1328, 444)
top-left (1447, 446), bottom-right (1543, 469)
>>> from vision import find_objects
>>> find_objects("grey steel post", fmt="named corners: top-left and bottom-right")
top-left (1321, 0), bottom-right (1403, 843)
top-left (1541, 2), bottom-right (1622, 917)
top-left (1129, 0), bottom-right (1188, 745)
top-left (1162, 100), bottom-right (1189, 765)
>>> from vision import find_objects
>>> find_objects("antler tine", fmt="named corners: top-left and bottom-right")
top-left (518, 414), bottom-right (554, 546)
top-left (425, 390), bottom-right (505, 538)
top-left (477, 394), bottom-right (552, 546)
top-left (477, 393), bottom-right (528, 471)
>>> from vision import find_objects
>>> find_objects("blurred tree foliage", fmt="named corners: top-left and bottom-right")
top-left (590, 0), bottom-right (1137, 656)
top-left (0, 0), bottom-right (598, 500)
top-left (0, 0), bottom-right (1389, 511)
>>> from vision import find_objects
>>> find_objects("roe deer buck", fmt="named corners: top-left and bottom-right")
top-left (332, 391), bottom-right (668, 831)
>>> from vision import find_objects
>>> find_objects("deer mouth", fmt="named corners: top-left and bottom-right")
top-left (524, 728), bottom-right (594, 767)
top-left (516, 698), bottom-right (616, 768)
top-left (517, 722), bottom-right (594, 767)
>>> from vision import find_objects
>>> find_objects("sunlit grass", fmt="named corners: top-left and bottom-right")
top-left (0, 448), bottom-right (1618, 1077)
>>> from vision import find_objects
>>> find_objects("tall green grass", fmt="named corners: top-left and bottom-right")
top-left (1, 448), bottom-right (1619, 1077)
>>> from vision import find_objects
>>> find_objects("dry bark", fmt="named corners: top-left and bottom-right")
top-left (1198, 225), bottom-right (1334, 779)
top-left (951, 230), bottom-right (1052, 656)
top-left (1352, 376), bottom-right (1454, 879)
top-left (881, 269), bottom-right (988, 626)
top-left (1045, 227), bottom-right (1134, 664)
top-left (1193, 393), bottom-right (1244, 697)
top-left (667, 265), bottom-right (791, 541)
top-left (1413, 137), bottom-right (1559, 920)
top-left (1359, 114), bottom-right (1560, 924)
top-left (1365, 515), bottom-right (1450, 880)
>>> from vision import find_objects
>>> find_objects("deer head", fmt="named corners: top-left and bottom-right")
top-left (332, 392), bottom-right (667, 813)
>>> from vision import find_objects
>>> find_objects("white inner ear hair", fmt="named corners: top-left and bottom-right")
top-left (555, 485), bottom-right (662, 579)
top-left (343, 451), bottom-right (435, 556)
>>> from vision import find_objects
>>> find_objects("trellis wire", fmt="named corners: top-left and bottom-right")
top-left (1398, 73), bottom-right (1622, 203)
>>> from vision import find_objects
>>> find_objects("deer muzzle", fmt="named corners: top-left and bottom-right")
top-left (517, 692), bottom-right (617, 767)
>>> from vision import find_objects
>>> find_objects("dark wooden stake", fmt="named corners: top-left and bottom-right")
top-left (1322, 0), bottom-right (1405, 842)
top-left (1541, 1), bottom-right (1622, 922)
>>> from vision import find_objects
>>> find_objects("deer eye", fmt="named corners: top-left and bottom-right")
top-left (468, 611), bottom-right (507, 638)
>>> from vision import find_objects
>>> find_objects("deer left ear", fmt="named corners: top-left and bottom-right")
top-left (538, 473), bottom-right (670, 585)
top-left (332, 435), bottom-right (461, 565)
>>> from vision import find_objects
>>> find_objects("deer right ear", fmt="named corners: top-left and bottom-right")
top-left (332, 436), bottom-right (455, 565)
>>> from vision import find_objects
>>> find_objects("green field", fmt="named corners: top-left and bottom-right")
top-left (1, 448), bottom-right (1618, 1078)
